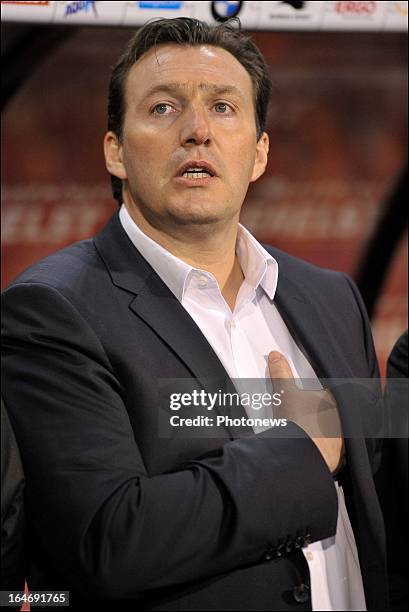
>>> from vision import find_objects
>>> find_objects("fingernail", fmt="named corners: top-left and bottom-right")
top-left (268, 353), bottom-right (282, 363)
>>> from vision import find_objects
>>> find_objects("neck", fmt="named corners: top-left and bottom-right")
top-left (124, 203), bottom-right (244, 312)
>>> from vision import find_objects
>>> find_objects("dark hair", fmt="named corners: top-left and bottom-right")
top-left (107, 17), bottom-right (272, 205)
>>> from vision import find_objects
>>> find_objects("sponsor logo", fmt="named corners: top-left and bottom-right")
top-left (65, 0), bottom-right (97, 17)
top-left (211, 1), bottom-right (243, 21)
top-left (393, 1), bottom-right (408, 16)
top-left (281, 0), bottom-right (305, 9)
top-left (1, 1), bottom-right (49, 5)
top-left (335, 1), bottom-right (377, 15)
top-left (138, 1), bottom-right (183, 8)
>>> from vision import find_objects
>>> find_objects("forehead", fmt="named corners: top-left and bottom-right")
top-left (125, 44), bottom-right (254, 103)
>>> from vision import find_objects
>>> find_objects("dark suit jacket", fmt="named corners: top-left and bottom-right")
top-left (1, 212), bottom-right (387, 611)
top-left (376, 331), bottom-right (408, 611)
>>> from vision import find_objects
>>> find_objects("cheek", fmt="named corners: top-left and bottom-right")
top-left (227, 143), bottom-right (257, 181)
top-left (123, 137), bottom-right (155, 176)
top-left (123, 140), bottom-right (170, 197)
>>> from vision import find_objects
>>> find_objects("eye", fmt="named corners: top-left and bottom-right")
top-left (214, 102), bottom-right (232, 114)
top-left (152, 103), bottom-right (174, 115)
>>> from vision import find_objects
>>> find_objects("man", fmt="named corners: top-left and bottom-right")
top-left (1, 17), bottom-right (387, 611)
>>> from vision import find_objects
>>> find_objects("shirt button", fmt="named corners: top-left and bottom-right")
top-left (230, 319), bottom-right (236, 328)
top-left (197, 275), bottom-right (208, 287)
top-left (275, 542), bottom-right (285, 557)
top-left (302, 533), bottom-right (312, 547)
top-left (285, 538), bottom-right (294, 554)
top-left (293, 584), bottom-right (310, 603)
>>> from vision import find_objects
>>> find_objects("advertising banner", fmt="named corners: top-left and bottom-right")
top-left (1, 0), bottom-right (408, 30)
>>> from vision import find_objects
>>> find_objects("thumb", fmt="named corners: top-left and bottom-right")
top-left (268, 351), bottom-right (296, 390)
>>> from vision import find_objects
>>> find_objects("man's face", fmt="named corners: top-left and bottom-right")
top-left (105, 43), bottom-right (269, 230)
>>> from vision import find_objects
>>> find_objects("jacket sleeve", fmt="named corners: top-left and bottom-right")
top-left (1, 282), bottom-right (338, 599)
top-left (341, 273), bottom-right (383, 474)
top-left (341, 273), bottom-right (380, 380)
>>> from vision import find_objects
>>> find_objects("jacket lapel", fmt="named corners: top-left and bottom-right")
top-left (274, 271), bottom-right (354, 380)
top-left (273, 268), bottom-right (370, 440)
top-left (128, 274), bottom-right (231, 386)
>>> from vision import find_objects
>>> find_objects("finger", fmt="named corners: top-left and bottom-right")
top-left (268, 351), bottom-right (293, 378)
top-left (268, 351), bottom-right (297, 392)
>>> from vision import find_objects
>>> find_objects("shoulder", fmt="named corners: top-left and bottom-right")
top-left (387, 330), bottom-right (408, 379)
top-left (1, 238), bottom-right (116, 369)
top-left (3, 238), bottom-right (102, 296)
top-left (263, 243), bottom-right (357, 298)
top-left (1, 237), bottom-right (113, 339)
top-left (263, 243), bottom-right (372, 345)
top-left (264, 244), bottom-right (340, 279)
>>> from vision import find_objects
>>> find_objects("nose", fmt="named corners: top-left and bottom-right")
top-left (179, 102), bottom-right (211, 147)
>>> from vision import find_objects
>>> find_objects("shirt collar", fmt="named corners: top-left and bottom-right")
top-left (119, 204), bottom-right (190, 301)
top-left (236, 224), bottom-right (278, 301)
top-left (119, 204), bottom-right (278, 302)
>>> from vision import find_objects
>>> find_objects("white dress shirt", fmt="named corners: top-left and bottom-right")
top-left (119, 204), bottom-right (367, 611)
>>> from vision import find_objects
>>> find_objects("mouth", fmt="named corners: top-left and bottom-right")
top-left (174, 160), bottom-right (218, 186)
top-left (181, 169), bottom-right (213, 179)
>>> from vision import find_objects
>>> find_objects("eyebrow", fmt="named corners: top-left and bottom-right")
top-left (141, 82), bottom-right (244, 102)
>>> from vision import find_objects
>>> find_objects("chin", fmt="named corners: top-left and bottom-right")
top-left (167, 199), bottom-right (234, 227)
top-left (170, 212), bottom-right (223, 226)
top-left (166, 210), bottom-right (221, 226)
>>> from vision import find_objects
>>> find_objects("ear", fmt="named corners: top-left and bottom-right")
top-left (250, 132), bottom-right (269, 183)
top-left (103, 131), bottom-right (127, 180)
